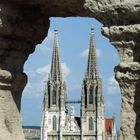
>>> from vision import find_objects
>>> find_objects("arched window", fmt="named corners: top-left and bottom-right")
top-left (95, 86), bottom-right (98, 106)
top-left (89, 87), bottom-right (93, 104)
top-left (89, 117), bottom-right (93, 130)
top-left (84, 85), bottom-right (87, 107)
top-left (95, 86), bottom-right (98, 94)
top-left (52, 89), bottom-right (56, 105)
top-left (48, 85), bottom-right (50, 107)
top-left (53, 115), bottom-right (57, 130)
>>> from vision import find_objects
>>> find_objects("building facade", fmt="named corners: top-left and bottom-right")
top-left (41, 29), bottom-right (117, 140)
top-left (23, 126), bottom-right (40, 140)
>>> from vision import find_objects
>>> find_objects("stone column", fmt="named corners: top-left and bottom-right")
top-left (0, 2), bottom-right (50, 140)
top-left (102, 24), bottom-right (140, 140)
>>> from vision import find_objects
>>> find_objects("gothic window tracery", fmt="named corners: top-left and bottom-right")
top-left (95, 86), bottom-right (98, 106)
top-left (53, 115), bottom-right (57, 130)
top-left (52, 88), bottom-right (57, 105)
top-left (89, 117), bottom-right (93, 130)
top-left (84, 84), bottom-right (87, 107)
top-left (48, 85), bottom-right (50, 107)
top-left (95, 86), bottom-right (98, 94)
top-left (89, 86), bottom-right (94, 104)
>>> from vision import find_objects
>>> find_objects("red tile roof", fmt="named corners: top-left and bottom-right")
top-left (105, 119), bottom-right (113, 135)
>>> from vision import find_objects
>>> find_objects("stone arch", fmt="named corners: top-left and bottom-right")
top-left (0, 1), bottom-right (140, 140)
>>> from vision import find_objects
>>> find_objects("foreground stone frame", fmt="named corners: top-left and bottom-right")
top-left (0, 1), bottom-right (140, 140)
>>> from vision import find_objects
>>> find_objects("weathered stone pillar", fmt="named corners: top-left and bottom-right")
top-left (102, 24), bottom-right (140, 140)
top-left (0, 2), bottom-right (50, 140)
top-left (0, 0), bottom-right (140, 140)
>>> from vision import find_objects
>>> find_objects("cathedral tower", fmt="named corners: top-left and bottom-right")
top-left (81, 28), bottom-right (105, 140)
top-left (41, 30), bottom-right (67, 140)
top-left (41, 28), bottom-right (117, 140)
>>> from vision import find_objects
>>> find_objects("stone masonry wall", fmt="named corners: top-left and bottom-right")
top-left (0, 0), bottom-right (140, 140)
top-left (0, 2), bottom-right (50, 140)
top-left (23, 127), bottom-right (40, 139)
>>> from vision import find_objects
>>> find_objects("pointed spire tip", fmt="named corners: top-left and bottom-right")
top-left (91, 26), bottom-right (94, 33)
top-left (54, 27), bottom-right (58, 33)
top-left (54, 29), bottom-right (58, 32)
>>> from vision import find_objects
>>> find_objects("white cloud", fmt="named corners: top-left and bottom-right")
top-left (36, 64), bottom-right (51, 75)
top-left (107, 76), bottom-right (120, 95)
top-left (96, 49), bottom-right (101, 58)
top-left (61, 63), bottom-right (71, 78)
top-left (81, 48), bottom-right (89, 58)
top-left (23, 81), bottom-right (44, 98)
top-left (23, 62), bottom-right (70, 98)
top-left (42, 76), bottom-right (49, 83)
top-left (36, 63), bottom-right (70, 78)
top-left (80, 48), bottom-right (101, 58)
top-left (24, 70), bottom-right (37, 77)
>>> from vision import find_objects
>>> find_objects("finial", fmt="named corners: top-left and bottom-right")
top-left (54, 29), bottom-right (58, 33)
top-left (54, 27), bottom-right (58, 34)
top-left (91, 26), bottom-right (94, 33)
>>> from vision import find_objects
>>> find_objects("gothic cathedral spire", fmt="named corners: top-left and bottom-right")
top-left (50, 29), bottom-right (62, 81)
top-left (41, 28), bottom-right (117, 140)
top-left (41, 30), bottom-right (67, 140)
top-left (86, 27), bottom-right (99, 80)
top-left (81, 28), bottom-right (105, 140)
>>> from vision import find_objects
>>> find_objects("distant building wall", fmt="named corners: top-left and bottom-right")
top-left (23, 126), bottom-right (40, 140)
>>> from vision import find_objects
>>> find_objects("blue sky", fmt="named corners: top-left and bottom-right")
top-left (21, 17), bottom-right (121, 130)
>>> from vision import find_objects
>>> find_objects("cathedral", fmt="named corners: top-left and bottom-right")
top-left (41, 29), bottom-right (117, 140)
